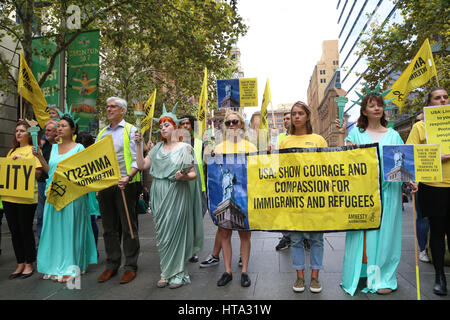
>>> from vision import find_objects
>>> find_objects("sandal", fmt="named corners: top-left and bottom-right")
top-left (58, 275), bottom-right (74, 283)
top-left (377, 288), bottom-right (393, 295)
top-left (157, 279), bottom-right (168, 288)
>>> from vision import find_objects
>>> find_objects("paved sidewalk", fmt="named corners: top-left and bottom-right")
top-left (0, 201), bottom-right (449, 300)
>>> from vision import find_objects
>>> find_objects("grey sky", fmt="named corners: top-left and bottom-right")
top-left (236, 0), bottom-right (338, 117)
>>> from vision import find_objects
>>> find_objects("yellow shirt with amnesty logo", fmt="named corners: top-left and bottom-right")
top-left (279, 134), bottom-right (328, 149)
top-left (2, 145), bottom-right (43, 204)
top-left (214, 139), bottom-right (258, 154)
top-left (406, 120), bottom-right (450, 187)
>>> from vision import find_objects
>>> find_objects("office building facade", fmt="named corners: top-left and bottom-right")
top-left (336, 0), bottom-right (400, 122)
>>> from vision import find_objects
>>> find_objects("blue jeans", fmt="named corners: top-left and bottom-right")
top-left (415, 192), bottom-right (429, 251)
top-left (35, 181), bottom-right (47, 242)
top-left (289, 231), bottom-right (324, 270)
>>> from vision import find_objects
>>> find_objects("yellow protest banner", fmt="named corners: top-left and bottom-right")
top-left (0, 158), bottom-right (35, 199)
top-left (140, 89), bottom-right (157, 135)
top-left (424, 104), bottom-right (450, 154)
top-left (206, 144), bottom-right (382, 232)
top-left (385, 38), bottom-right (438, 111)
top-left (46, 135), bottom-right (121, 210)
top-left (18, 53), bottom-right (50, 128)
top-left (239, 78), bottom-right (258, 107)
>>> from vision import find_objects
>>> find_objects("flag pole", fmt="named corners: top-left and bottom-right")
top-left (20, 87), bottom-right (23, 119)
top-left (120, 188), bottom-right (135, 239)
top-left (435, 75), bottom-right (440, 87)
top-left (412, 194), bottom-right (421, 300)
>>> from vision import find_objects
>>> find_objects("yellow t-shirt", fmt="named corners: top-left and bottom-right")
top-left (214, 139), bottom-right (258, 154)
top-left (406, 120), bottom-right (450, 187)
top-left (279, 134), bottom-right (328, 149)
top-left (2, 145), bottom-right (43, 204)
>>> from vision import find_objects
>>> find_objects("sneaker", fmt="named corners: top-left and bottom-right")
top-left (293, 277), bottom-right (305, 292)
top-left (238, 256), bottom-right (242, 267)
top-left (310, 277), bottom-right (322, 293)
top-left (199, 254), bottom-right (219, 268)
top-left (189, 255), bottom-right (199, 263)
top-left (275, 236), bottom-right (291, 251)
top-left (419, 250), bottom-right (430, 263)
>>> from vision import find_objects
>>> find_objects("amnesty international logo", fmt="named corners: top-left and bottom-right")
top-left (50, 181), bottom-right (67, 197)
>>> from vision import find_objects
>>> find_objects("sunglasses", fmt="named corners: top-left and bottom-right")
top-left (225, 119), bottom-right (240, 126)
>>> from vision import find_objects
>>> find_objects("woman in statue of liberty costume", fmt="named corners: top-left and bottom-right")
top-left (134, 104), bottom-right (203, 289)
top-left (336, 82), bottom-right (404, 295)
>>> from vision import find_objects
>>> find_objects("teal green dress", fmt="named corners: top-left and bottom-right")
top-left (149, 142), bottom-right (203, 285)
top-left (37, 143), bottom-right (97, 276)
top-left (341, 128), bottom-right (404, 295)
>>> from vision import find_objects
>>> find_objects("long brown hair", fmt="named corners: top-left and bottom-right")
top-left (357, 94), bottom-right (388, 132)
top-left (10, 120), bottom-right (32, 154)
top-left (289, 101), bottom-right (313, 135)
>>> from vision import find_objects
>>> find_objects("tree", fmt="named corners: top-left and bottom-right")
top-left (356, 0), bottom-right (449, 114)
top-left (97, 0), bottom-right (247, 125)
top-left (0, 0), bottom-right (136, 117)
top-left (0, 0), bottom-right (247, 120)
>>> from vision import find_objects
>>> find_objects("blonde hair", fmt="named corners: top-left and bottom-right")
top-left (224, 109), bottom-right (248, 137)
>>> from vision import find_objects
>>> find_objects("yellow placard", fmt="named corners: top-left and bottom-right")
top-left (0, 158), bottom-right (35, 199)
top-left (424, 104), bottom-right (450, 154)
top-left (239, 78), bottom-right (258, 107)
top-left (46, 135), bottom-right (121, 210)
top-left (414, 144), bottom-right (442, 182)
top-left (246, 146), bottom-right (382, 232)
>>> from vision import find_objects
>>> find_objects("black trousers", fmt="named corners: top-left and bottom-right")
top-left (98, 183), bottom-right (140, 271)
top-left (428, 216), bottom-right (450, 273)
top-left (3, 201), bottom-right (37, 264)
top-left (418, 184), bottom-right (450, 273)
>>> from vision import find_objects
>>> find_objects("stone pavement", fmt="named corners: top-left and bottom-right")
top-left (0, 201), bottom-right (449, 301)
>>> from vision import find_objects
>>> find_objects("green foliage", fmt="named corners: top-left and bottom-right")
top-left (356, 0), bottom-right (449, 114)
top-left (0, 0), bottom-right (247, 122)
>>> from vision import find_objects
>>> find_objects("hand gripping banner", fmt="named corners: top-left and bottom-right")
top-left (206, 144), bottom-right (383, 232)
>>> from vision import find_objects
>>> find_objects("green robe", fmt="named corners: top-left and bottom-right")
top-left (37, 144), bottom-right (97, 276)
top-left (341, 128), bottom-right (404, 295)
top-left (149, 142), bottom-right (203, 285)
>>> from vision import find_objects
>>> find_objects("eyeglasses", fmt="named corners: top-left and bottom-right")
top-left (106, 104), bottom-right (120, 109)
top-left (225, 119), bottom-right (240, 126)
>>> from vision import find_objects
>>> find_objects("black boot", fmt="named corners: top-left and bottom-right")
top-left (433, 272), bottom-right (447, 296)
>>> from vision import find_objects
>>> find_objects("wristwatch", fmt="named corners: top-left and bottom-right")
top-left (126, 174), bottom-right (133, 180)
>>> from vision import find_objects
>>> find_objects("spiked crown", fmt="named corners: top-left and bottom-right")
top-left (352, 80), bottom-right (396, 109)
top-left (56, 104), bottom-right (80, 126)
top-left (152, 102), bottom-right (186, 125)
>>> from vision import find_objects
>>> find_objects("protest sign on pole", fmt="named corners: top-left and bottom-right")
top-left (424, 104), bottom-right (450, 154)
top-left (0, 158), bottom-right (36, 199)
top-left (206, 144), bottom-right (382, 232)
top-left (217, 78), bottom-right (258, 109)
top-left (382, 144), bottom-right (442, 183)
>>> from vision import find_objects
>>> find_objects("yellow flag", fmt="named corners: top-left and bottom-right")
top-left (386, 38), bottom-right (438, 111)
top-left (259, 79), bottom-right (271, 131)
top-left (46, 135), bottom-right (121, 211)
top-left (140, 89), bottom-right (157, 135)
top-left (196, 67), bottom-right (208, 139)
top-left (17, 53), bottom-right (50, 128)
